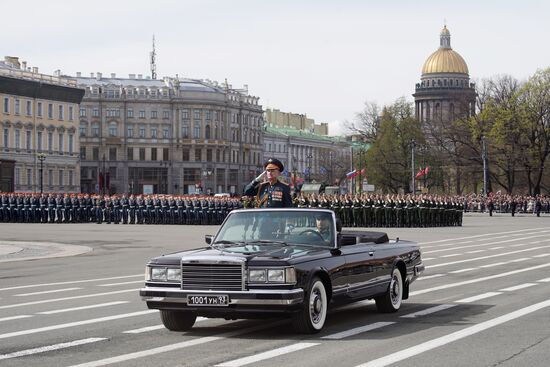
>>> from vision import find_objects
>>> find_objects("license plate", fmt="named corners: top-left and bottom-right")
top-left (187, 295), bottom-right (229, 306)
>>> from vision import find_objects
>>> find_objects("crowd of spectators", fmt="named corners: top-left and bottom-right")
top-left (461, 193), bottom-right (550, 216)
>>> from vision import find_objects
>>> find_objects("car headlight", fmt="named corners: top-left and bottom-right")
top-left (267, 269), bottom-right (285, 282)
top-left (249, 269), bottom-right (266, 282)
top-left (285, 267), bottom-right (297, 284)
top-left (151, 267), bottom-right (167, 281)
top-left (167, 268), bottom-right (181, 282)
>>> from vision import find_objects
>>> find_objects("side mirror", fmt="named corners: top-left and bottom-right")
top-left (205, 235), bottom-right (213, 245)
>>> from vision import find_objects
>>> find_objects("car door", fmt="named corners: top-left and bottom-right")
top-left (340, 241), bottom-right (379, 299)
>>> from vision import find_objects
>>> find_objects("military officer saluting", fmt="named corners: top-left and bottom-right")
top-left (244, 158), bottom-right (292, 208)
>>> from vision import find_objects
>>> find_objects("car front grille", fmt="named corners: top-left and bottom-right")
top-left (181, 262), bottom-right (244, 291)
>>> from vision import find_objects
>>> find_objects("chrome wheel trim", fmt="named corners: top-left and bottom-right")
top-left (309, 281), bottom-right (327, 329)
top-left (390, 270), bottom-right (402, 308)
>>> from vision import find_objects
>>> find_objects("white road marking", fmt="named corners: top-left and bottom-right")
top-left (449, 268), bottom-right (476, 274)
top-left (410, 262), bottom-right (550, 296)
top-left (322, 322), bottom-right (395, 340)
top-left (0, 310), bottom-right (156, 340)
top-left (455, 292), bottom-right (502, 303)
top-left (354, 298), bottom-right (550, 367)
top-left (489, 246), bottom-right (505, 250)
top-left (533, 253), bottom-right (550, 258)
top-left (509, 258), bottom-right (530, 263)
top-left (37, 301), bottom-right (130, 315)
top-left (15, 287), bottom-right (82, 297)
top-left (400, 304), bottom-right (457, 318)
top-left (216, 342), bottom-right (320, 367)
top-left (466, 250), bottom-right (485, 254)
top-left (416, 274), bottom-right (445, 281)
top-left (426, 245), bottom-right (550, 269)
top-left (419, 228), bottom-right (548, 245)
top-left (421, 257), bottom-right (436, 261)
top-left (0, 288), bottom-right (136, 310)
top-left (440, 254), bottom-right (461, 258)
top-left (0, 274), bottom-right (142, 292)
top-left (122, 317), bottom-right (208, 334)
top-left (0, 315), bottom-right (33, 323)
top-left (537, 277), bottom-right (550, 282)
top-left (0, 337), bottom-right (107, 360)
top-left (480, 262), bottom-right (507, 268)
top-left (67, 320), bottom-right (286, 367)
top-left (97, 280), bottom-right (144, 287)
top-left (499, 283), bottom-right (537, 292)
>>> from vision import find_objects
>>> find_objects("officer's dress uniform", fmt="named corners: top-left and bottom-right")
top-left (244, 180), bottom-right (292, 208)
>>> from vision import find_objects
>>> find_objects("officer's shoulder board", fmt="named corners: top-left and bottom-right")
top-left (278, 181), bottom-right (290, 187)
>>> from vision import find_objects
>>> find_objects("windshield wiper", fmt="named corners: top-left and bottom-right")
top-left (245, 240), bottom-right (289, 246)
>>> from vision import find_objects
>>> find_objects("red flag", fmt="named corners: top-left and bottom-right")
top-left (415, 168), bottom-right (425, 179)
top-left (360, 168), bottom-right (366, 175)
top-left (424, 166), bottom-right (429, 176)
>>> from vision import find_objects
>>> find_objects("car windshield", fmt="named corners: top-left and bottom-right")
top-left (215, 210), bottom-right (335, 247)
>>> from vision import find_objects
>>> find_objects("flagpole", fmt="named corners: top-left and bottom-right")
top-left (411, 140), bottom-right (416, 194)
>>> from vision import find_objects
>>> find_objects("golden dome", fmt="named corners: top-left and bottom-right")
top-left (422, 48), bottom-right (469, 75)
top-left (421, 25), bottom-right (469, 75)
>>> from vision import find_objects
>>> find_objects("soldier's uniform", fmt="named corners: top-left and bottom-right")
top-left (243, 159), bottom-right (292, 208)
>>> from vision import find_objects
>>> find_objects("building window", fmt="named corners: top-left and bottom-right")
top-left (182, 109), bottom-right (189, 119)
top-left (127, 125), bottom-right (133, 137)
top-left (163, 127), bottom-right (169, 138)
top-left (109, 123), bottom-right (117, 137)
top-left (195, 148), bottom-right (201, 162)
top-left (27, 168), bottom-right (32, 186)
top-left (15, 129), bottom-right (20, 149)
top-left (58, 133), bottom-right (64, 153)
top-left (193, 122), bottom-right (201, 139)
top-left (59, 170), bottom-right (64, 187)
top-left (182, 149), bottom-right (189, 161)
top-left (205, 125), bottom-right (211, 139)
top-left (26, 130), bottom-right (31, 150)
top-left (68, 134), bottom-right (73, 154)
top-left (48, 104), bottom-right (53, 119)
top-left (80, 107), bottom-right (87, 117)
top-left (14, 99), bottom-right (20, 114)
top-left (92, 124), bottom-right (99, 137)
top-left (80, 125), bottom-right (86, 136)
top-left (163, 110), bottom-right (170, 119)
top-left (37, 131), bottom-right (42, 151)
top-left (3, 128), bottom-right (8, 148)
top-left (80, 146), bottom-right (86, 160)
top-left (139, 126), bottom-right (145, 138)
top-left (139, 110), bottom-right (145, 118)
top-left (69, 106), bottom-right (74, 120)
top-left (92, 108), bottom-right (99, 117)
top-left (69, 170), bottom-right (74, 187)
top-left (151, 147), bottom-right (157, 161)
top-left (206, 149), bottom-right (212, 162)
top-left (109, 147), bottom-right (117, 160)
top-left (127, 147), bottom-right (134, 160)
top-left (127, 108), bottom-right (133, 118)
top-left (163, 148), bottom-right (169, 161)
top-left (58, 105), bottom-right (64, 120)
top-left (26, 101), bottom-right (32, 116)
top-left (151, 127), bottom-right (157, 139)
top-left (205, 110), bottom-right (211, 120)
top-left (37, 102), bottom-right (42, 117)
top-left (151, 110), bottom-right (157, 119)
top-left (194, 109), bottom-right (201, 120)
top-left (92, 147), bottom-right (99, 160)
top-left (3, 97), bottom-right (8, 113)
top-left (139, 148), bottom-right (145, 161)
top-left (182, 125), bottom-right (189, 138)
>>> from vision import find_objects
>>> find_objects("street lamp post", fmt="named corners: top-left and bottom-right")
top-left (306, 153), bottom-right (313, 183)
top-left (37, 153), bottom-right (46, 194)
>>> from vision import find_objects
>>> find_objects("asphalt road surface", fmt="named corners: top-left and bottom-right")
top-left (1, 213), bottom-right (549, 367)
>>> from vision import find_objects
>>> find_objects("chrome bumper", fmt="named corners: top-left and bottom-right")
top-left (414, 262), bottom-right (425, 276)
top-left (140, 287), bottom-right (304, 306)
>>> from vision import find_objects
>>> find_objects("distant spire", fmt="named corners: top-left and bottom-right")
top-left (150, 35), bottom-right (157, 80)
top-left (440, 25), bottom-right (451, 49)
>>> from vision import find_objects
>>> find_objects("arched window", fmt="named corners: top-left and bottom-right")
top-left (108, 122), bottom-right (117, 137)
top-left (194, 122), bottom-right (201, 139)
top-left (205, 125), bottom-right (211, 139)
top-left (444, 79), bottom-right (447, 86)
top-left (450, 79), bottom-right (453, 86)
top-left (425, 103), bottom-right (431, 121)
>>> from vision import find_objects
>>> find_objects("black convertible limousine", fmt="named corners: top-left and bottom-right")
top-left (140, 208), bottom-right (424, 333)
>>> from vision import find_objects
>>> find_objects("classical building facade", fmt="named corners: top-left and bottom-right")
top-left (74, 73), bottom-right (263, 195)
top-left (0, 56), bottom-right (84, 193)
top-left (263, 126), bottom-right (351, 186)
top-left (265, 108), bottom-right (328, 135)
top-left (413, 26), bottom-right (476, 124)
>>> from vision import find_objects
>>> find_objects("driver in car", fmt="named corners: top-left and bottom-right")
top-left (316, 215), bottom-right (333, 242)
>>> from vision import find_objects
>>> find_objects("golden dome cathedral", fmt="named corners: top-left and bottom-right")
top-left (421, 25), bottom-right (469, 75)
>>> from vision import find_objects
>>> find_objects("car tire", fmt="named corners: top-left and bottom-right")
top-left (160, 310), bottom-right (197, 331)
top-left (375, 267), bottom-right (403, 313)
top-left (292, 277), bottom-right (327, 334)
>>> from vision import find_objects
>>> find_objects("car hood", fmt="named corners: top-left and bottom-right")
top-left (149, 243), bottom-right (329, 266)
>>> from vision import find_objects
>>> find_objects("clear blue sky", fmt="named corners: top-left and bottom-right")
top-left (2, 0), bottom-right (548, 134)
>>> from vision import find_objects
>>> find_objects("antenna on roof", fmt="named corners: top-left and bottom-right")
top-left (150, 35), bottom-right (157, 80)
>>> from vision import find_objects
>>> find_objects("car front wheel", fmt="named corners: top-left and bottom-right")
top-left (375, 267), bottom-right (403, 313)
top-left (292, 277), bottom-right (328, 334)
top-left (160, 310), bottom-right (197, 331)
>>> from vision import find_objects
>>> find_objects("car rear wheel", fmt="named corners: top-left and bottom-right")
top-left (160, 310), bottom-right (197, 331)
top-left (292, 277), bottom-right (327, 334)
top-left (375, 267), bottom-right (403, 313)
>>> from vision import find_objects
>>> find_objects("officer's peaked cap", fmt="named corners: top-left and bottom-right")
top-left (264, 158), bottom-right (284, 172)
